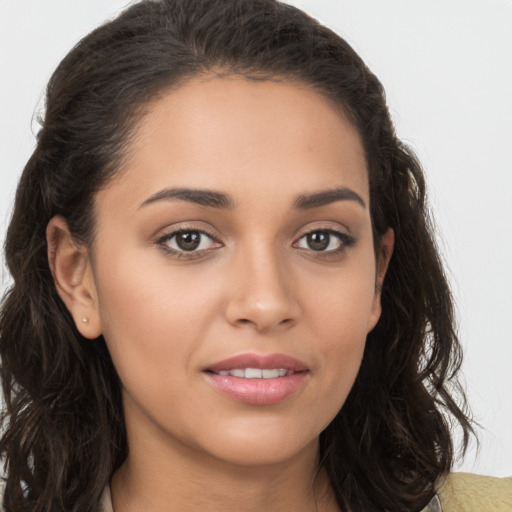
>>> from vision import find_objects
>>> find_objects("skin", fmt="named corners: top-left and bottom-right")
top-left (48, 76), bottom-right (393, 512)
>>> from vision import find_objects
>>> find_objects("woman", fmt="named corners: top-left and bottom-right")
top-left (1, 0), bottom-right (510, 511)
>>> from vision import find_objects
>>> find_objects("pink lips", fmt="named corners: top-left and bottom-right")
top-left (203, 353), bottom-right (309, 405)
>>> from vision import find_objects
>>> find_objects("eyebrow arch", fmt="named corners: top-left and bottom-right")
top-left (139, 188), bottom-right (235, 209)
top-left (139, 185), bottom-right (365, 211)
top-left (293, 187), bottom-right (366, 210)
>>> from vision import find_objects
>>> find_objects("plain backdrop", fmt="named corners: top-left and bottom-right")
top-left (0, 0), bottom-right (511, 477)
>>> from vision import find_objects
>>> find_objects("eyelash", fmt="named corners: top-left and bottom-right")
top-left (155, 227), bottom-right (356, 260)
top-left (294, 228), bottom-right (356, 256)
top-left (156, 227), bottom-right (221, 259)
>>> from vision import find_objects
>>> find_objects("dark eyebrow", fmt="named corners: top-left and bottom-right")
top-left (293, 187), bottom-right (366, 210)
top-left (139, 188), bottom-right (235, 209)
top-left (139, 186), bottom-right (365, 211)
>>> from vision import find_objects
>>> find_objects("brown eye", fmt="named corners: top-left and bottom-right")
top-left (159, 229), bottom-right (220, 254)
top-left (175, 231), bottom-right (201, 251)
top-left (305, 231), bottom-right (331, 251)
top-left (295, 229), bottom-right (355, 253)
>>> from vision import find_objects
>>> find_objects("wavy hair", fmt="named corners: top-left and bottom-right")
top-left (0, 1), bottom-right (474, 510)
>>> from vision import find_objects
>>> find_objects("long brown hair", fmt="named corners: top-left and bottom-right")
top-left (1, 1), bottom-right (474, 511)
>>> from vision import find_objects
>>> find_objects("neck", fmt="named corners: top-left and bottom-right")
top-left (111, 417), bottom-right (339, 512)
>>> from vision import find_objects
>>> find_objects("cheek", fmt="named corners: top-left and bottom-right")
top-left (311, 255), bottom-right (377, 339)
top-left (92, 253), bottom-right (222, 436)
top-left (306, 256), bottom-right (377, 399)
top-left (92, 247), bottom-right (217, 380)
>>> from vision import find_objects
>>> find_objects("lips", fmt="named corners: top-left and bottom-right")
top-left (213, 368), bottom-right (292, 378)
top-left (203, 353), bottom-right (309, 405)
top-left (206, 353), bottom-right (309, 373)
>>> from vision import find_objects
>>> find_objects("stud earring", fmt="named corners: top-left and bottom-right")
top-left (82, 316), bottom-right (89, 324)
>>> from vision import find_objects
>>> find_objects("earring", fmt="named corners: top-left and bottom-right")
top-left (82, 316), bottom-right (89, 324)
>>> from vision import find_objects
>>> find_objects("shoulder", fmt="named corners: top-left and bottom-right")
top-left (438, 472), bottom-right (512, 512)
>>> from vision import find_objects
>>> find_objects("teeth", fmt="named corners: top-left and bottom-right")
top-left (214, 368), bottom-right (292, 378)
top-left (245, 368), bottom-right (262, 379)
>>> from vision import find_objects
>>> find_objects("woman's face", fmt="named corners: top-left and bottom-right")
top-left (82, 76), bottom-right (391, 467)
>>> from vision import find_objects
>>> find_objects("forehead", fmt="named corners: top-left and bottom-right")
top-left (100, 75), bottom-right (369, 210)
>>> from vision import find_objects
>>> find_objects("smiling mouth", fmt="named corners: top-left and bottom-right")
top-left (209, 368), bottom-right (294, 378)
top-left (205, 352), bottom-right (309, 374)
top-left (203, 353), bottom-right (309, 405)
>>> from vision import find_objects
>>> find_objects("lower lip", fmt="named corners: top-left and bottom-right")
top-left (203, 372), bottom-right (309, 405)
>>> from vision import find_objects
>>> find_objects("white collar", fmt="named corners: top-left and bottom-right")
top-left (100, 485), bottom-right (114, 512)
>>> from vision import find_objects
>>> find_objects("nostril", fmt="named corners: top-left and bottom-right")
top-left (225, 293), bottom-right (300, 331)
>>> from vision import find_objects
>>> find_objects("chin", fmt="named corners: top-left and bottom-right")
top-left (191, 420), bottom-right (321, 468)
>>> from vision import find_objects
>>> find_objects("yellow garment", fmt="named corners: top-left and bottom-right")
top-left (438, 472), bottom-right (512, 512)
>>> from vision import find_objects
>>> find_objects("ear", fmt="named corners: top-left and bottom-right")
top-left (47, 215), bottom-right (102, 339)
top-left (367, 228), bottom-right (395, 332)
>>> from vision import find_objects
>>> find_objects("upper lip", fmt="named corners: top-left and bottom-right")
top-left (205, 353), bottom-right (309, 373)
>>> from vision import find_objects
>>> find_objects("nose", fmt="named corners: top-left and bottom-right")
top-left (224, 242), bottom-right (300, 333)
